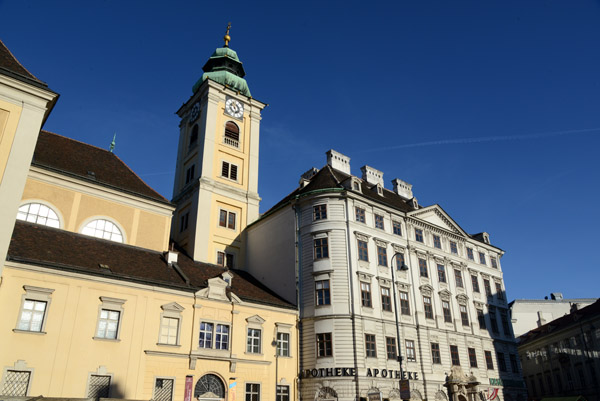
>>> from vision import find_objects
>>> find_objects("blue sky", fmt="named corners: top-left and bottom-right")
top-left (2, 0), bottom-right (599, 301)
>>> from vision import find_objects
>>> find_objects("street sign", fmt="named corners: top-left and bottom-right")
top-left (399, 379), bottom-right (410, 399)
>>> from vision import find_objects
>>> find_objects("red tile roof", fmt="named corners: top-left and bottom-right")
top-left (8, 221), bottom-right (295, 309)
top-left (33, 130), bottom-right (170, 204)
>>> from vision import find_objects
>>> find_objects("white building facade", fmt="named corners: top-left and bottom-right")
top-left (247, 150), bottom-right (526, 401)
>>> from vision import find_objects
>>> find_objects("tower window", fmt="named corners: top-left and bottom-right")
top-left (217, 251), bottom-right (234, 268)
top-left (219, 209), bottom-right (236, 230)
top-left (189, 125), bottom-right (199, 149)
top-left (224, 121), bottom-right (240, 148)
top-left (221, 161), bottom-right (238, 181)
top-left (185, 164), bottom-right (195, 185)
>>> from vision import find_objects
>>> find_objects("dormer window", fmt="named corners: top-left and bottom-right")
top-left (224, 121), bottom-right (239, 148)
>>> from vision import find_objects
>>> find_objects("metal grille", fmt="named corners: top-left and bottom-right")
top-left (88, 374), bottom-right (111, 399)
top-left (1, 370), bottom-right (30, 396)
top-left (154, 378), bottom-right (174, 401)
top-left (194, 374), bottom-right (225, 398)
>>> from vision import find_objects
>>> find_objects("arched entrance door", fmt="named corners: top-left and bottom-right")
top-left (195, 374), bottom-right (226, 401)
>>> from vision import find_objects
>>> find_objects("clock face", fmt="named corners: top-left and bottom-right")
top-left (190, 102), bottom-right (201, 122)
top-left (225, 98), bottom-right (244, 118)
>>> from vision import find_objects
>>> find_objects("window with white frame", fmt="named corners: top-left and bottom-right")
top-left (246, 315), bottom-right (264, 354)
top-left (392, 221), bottom-right (402, 236)
top-left (221, 161), bottom-right (238, 181)
top-left (406, 339), bottom-right (416, 362)
top-left (277, 332), bottom-right (290, 356)
top-left (95, 297), bottom-right (125, 340)
top-left (276, 385), bottom-right (289, 401)
top-left (374, 214), bottom-right (384, 230)
top-left (199, 322), bottom-right (230, 350)
top-left (153, 378), bottom-right (174, 401)
top-left (219, 209), bottom-right (236, 230)
top-left (245, 383), bottom-right (260, 401)
top-left (17, 202), bottom-right (60, 228)
top-left (377, 245), bottom-right (387, 266)
top-left (315, 280), bottom-right (330, 305)
top-left (16, 285), bottom-right (54, 333)
top-left (82, 219), bottom-right (123, 243)
top-left (158, 303), bottom-right (183, 346)
top-left (217, 251), bottom-right (234, 268)
top-left (355, 207), bottom-right (366, 223)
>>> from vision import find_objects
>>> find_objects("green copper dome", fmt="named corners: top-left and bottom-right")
top-left (192, 46), bottom-right (251, 97)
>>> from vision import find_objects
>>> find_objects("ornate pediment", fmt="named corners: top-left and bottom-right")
top-left (438, 289), bottom-right (452, 301)
top-left (456, 294), bottom-right (469, 304)
top-left (246, 315), bottom-right (266, 325)
top-left (161, 302), bottom-right (185, 312)
top-left (419, 284), bottom-right (434, 295)
top-left (408, 205), bottom-right (468, 237)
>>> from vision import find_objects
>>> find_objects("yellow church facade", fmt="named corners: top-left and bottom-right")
top-left (0, 34), bottom-right (298, 401)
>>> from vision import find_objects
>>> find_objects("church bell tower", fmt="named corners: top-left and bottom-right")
top-left (172, 26), bottom-right (266, 267)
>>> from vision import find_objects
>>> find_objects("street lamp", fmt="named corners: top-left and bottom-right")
top-left (390, 252), bottom-right (409, 400)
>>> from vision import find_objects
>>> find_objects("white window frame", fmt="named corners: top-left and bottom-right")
top-left (276, 322), bottom-right (293, 357)
top-left (17, 201), bottom-right (62, 228)
top-left (15, 285), bottom-right (54, 334)
top-left (245, 382), bottom-right (261, 401)
top-left (218, 208), bottom-right (237, 230)
top-left (198, 321), bottom-right (230, 350)
top-left (94, 297), bottom-right (125, 341)
top-left (80, 217), bottom-right (126, 243)
top-left (245, 315), bottom-right (265, 355)
top-left (221, 160), bottom-right (239, 182)
top-left (158, 302), bottom-right (184, 346)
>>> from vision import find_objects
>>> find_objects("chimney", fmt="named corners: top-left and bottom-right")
top-left (326, 150), bottom-right (351, 175)
top-left (360, 165), bottom-right (384, 187)
top-left (165, 250), bottom-right (178, 265)
top-left (550, 292), bottom-right (563, 301)
top-left (299, 167), bottom-right (319, 187)
top-left (392, 178), bottom-right (413, 200)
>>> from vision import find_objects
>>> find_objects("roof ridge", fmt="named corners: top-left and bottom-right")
top-left (39, 130), bottom-right (168, 203)
top-left (0, 39), bottom-right (42, 83)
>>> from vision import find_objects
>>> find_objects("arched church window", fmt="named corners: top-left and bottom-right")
top-left (17, 203), bottom-right (60, 228)
top-left (224, 121), bottom-right (239, 148)
top-left (194, 374), bottom-right (225, 399)
top-left (189, 125), bottom-right (199, 149)
top-left (81, 219), bottom-right (124, 243)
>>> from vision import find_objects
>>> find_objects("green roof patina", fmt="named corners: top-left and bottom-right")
top-left (193, 46), bottom-right (251, 97)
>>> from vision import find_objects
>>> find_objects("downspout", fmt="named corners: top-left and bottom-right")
top-left (293, 200), bottom-right (303, 401)
top-left (344, 196), bottom-right (361, 401)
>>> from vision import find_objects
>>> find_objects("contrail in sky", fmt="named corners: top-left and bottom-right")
top-left (363, 127), bottom-right (600, 152)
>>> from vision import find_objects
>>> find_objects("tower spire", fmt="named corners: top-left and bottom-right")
top-left (224, 22), bottom-right (231, 47)
top-left (109, 133), bottom-right (116, 153)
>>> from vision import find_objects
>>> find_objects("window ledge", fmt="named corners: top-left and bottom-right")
top-left (93, 336), bottom-right (121, 342)
top-left (244, 352), bottom-right (264, 356)
top-left (13, 329), bottom-right (46, 335)
top-left (157, 343), bottom-right (182, 347)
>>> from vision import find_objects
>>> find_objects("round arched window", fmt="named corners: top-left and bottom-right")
top-left (17, 203), bottom-right (60, 228)
top-left (194, 374), bottom-right (225, 399)
top-left (81, 219), bottom-right (123, 243)
top-left (224, 121), bottom-right (239, 147)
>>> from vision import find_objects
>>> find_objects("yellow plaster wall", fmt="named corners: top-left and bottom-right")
top-left (21, 177), bottom-right (171, 251)
top-left (0, 265), bottom-right (297, 401)
top-left (0, 100), bottom-right (23, 183)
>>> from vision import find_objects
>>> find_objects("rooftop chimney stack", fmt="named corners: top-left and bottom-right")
top-left (392, 178), bottom-right (413, 200)
top-left (360, 165), bottom-right (384, 187)
top-left (550, 293), bottom-right (564, 301)
top-left (326, 149), bottom-right (351, 175)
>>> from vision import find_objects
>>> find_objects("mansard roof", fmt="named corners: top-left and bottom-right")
top-left (263, 165), bottom-right (416, 217)
top-left (32, 130), bottom-right (171, 205)
top-left (518, 299), bottom-right (600, 346)
top-left (0, 39), bottom-right (50, 90)
top-left (262, 166), bottom-right (497, 246)
top-left (8, 221), bottom-right (295, 310)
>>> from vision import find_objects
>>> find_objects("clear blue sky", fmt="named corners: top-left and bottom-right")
top-left (2, 0), bottom-right (599, 301)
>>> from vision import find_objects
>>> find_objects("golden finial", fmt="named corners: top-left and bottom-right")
top-left (224, 22), bottom-right (231, 47)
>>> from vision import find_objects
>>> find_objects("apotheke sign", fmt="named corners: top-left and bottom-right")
top-left (301, 368), bottom-right (419, 380)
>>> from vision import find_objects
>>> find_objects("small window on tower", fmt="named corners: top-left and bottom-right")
top-left (189, 125), bottom-right (199, 149)
top-left (221, 161), bottom-right (239, 181)
top-left (224, 121), bottom-right (240, 148)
